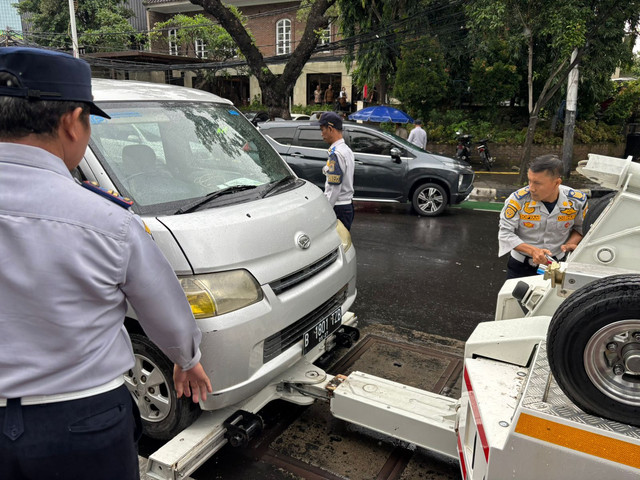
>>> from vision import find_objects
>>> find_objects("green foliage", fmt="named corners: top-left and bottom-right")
top-left (17, 0), bottom-right (135, 49)
top-left (602, 80), bottom-right (640, 124)
top-left (469, 60), bottom-right (521, 108)
top-left (393, 37), bottom-right (448, 119)
top-left (574, 120), bottom-right (623, 144)
top-left (80, 9), bottom-right (141, 52)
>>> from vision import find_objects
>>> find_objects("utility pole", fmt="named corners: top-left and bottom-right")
top-left (68, 0), bottom-right (79, 58)
top-left (562, 49), bottom-right (579, 178)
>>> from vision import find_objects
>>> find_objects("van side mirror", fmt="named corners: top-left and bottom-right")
top-left (390, 147), bottom-right (402, 163)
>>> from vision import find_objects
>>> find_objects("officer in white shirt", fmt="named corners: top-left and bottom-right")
top-left (407, 118), bottom-right (427, 149)
top-left (498, 155), bottom-right (588, 279)
top-left (0, 47), bottom-right (211, 479)
top-left (314, 112), bottom-right (355, 230)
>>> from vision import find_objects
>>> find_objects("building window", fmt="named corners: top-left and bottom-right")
top-left (319, 23), bottom-right (331, 53)
top-left (276, 19), bottom-right (291, 55)
top-left (195, 38), bottom-right (208, 59)
top-left (168, 29), bottom-right (178, 56)
top-left (319, 24), bottom-right (331, 46)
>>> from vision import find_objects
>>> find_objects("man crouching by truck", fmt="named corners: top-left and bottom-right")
top-left (0, 47), bottom-right (211, 480)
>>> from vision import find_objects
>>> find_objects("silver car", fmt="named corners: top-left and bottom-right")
top-left (80, 79), bottom-right (357, 439)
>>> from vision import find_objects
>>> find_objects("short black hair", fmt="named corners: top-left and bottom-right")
top-left (528, 154), bottom-right (563, 178)
top-left (0, 72), bottom-right (89, 140)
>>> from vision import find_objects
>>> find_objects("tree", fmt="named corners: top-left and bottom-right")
top-left (393, 37), bottom-right (448, 118)
top-left (337, 0), bottom-right (421, 103)
top-left (188, 0), bottom-right (336, 117)
top-left (466, 0), bottom-right (640, 182)
top-left (151, 13), bottom-right (239, 60)
top-left (17, 0), bottom-right (139, 51)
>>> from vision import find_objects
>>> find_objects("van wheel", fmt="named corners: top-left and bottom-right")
top-left (412, 183), bottom-right (448, 216)
top-left (124, 334), bottom-right (201, 440)
top-left (547, 274), bottom-right (640, 427)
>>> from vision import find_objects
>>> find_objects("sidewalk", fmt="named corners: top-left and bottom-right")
top-left (468, 170), bottom-right (613, 203)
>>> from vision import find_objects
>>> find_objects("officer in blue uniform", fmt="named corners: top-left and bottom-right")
top-left (498, 155), bottom-right (588, 279)
top-left (314, 112), bottom-right (355, 230)
top-left (0, 48), bottom-right (211, 479)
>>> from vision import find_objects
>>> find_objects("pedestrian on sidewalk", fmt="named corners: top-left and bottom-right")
top-left (408, 119), bottom-right (427, 149)
top-left (498, 154), bottom-right (588, 279)
top-left (0, 47), bottom-right (211, 480)
top-left (314, 112), bottom-right (355, 230)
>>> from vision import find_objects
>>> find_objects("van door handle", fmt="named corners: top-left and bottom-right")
top-left (290, 152), bottom-right (305, 158)
top-left (355, 160), bottom-right (365, 165)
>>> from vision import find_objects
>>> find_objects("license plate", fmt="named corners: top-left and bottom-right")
top-left (302, 307), bottom-right (342, 354)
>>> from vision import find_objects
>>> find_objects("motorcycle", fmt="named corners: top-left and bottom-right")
top-left (476, 138), bottom-right (494, 171)
top-left (456, 131), bottom-right (495, 171)
top-left (455, 131), bottom-right (472, 163)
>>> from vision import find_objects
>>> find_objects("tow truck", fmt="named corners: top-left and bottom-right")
top-left (143, 154), bottom-right (640, 480)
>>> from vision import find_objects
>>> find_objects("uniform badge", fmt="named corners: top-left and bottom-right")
top-left (81, 181), bottom-right (133, 209)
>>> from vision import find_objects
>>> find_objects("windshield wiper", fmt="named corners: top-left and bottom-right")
top-left (175, 185), bottom-right (258, 214)
top-left (262, 176), bottom-right (294, 198)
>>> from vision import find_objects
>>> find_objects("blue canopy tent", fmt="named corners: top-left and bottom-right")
top-left (348, 106), bottom-right (414, 124)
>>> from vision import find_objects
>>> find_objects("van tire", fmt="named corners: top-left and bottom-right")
top-left (412, 183), bottom-right (448, 216)
top-left (124, 334), bottom-right (201, 440)
top-left (547, 274), bottom-right (640, 427)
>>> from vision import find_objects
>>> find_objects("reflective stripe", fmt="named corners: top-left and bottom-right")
top-left (515, 412), bottom-right (640, 469)
top-left (0, 377), bottom-right (124, 406)
top-left (464, 367), bottom-right (490, 462)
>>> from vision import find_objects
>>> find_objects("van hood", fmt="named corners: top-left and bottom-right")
top-left (153, 182), bottom-right (340, 284)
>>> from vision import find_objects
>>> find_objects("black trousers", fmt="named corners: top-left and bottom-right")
top-left (506, 256), bottom-right (539, 279)
top-left (506, 253), bottom-right (566, 279)
top-left (334, 203), bottom-right (354, 231)
top-left (0, 385), bottom-right (141, 480)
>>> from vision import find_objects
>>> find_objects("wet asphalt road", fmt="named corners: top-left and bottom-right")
top-left (350, 201), bottom-right (506, 341)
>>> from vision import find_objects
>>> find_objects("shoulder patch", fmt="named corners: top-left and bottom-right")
top-left (513, 186), bottom-right (530, 200)
top-left (82, 181), bottom-right (133, 209)
top-left (566, 189), bottom-right (587, 202)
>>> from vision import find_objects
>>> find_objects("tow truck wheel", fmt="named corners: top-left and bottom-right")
top-left (547, 274), bottom-right (640, 427)
top-left (412, 183), bottom-right (448, 217)
top-left (124, 334), bottom-right (201, 440)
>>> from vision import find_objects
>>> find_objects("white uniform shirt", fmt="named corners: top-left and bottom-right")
top-left (407, 125), bottom-right (427, 149)
top-left (323, 138), bottom-right (355, 207)
top-left (0, 143), bottom-right (202, 398)
top-left (498, 184), bottom-right (588, 258)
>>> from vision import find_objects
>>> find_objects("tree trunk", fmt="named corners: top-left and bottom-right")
top-left (191, 0), bottom-right (334, 116)
top-left (518, 111), bottom-right (539, 184)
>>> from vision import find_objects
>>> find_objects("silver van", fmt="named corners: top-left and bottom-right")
top-left (80, 79), bottom-right (357, 439)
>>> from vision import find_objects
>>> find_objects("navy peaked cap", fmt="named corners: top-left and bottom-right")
top-left (312, 111), bottom-right (343, 130)
top-left (0, 47), bottom-right (110, 118)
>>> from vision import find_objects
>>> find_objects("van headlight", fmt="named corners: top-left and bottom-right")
top-left (336, 220), bottom-right (352, 252)
top-left (179, 270), bottom-right (263, 318)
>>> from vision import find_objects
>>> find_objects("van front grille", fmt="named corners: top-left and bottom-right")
top-left (269, 248), bottom-right (339, 295)
top-left (263, 286), bottom-right (348, 363)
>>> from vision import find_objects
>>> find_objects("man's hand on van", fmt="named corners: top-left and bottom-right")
top-left (173, 363), bottom-right (212, 403)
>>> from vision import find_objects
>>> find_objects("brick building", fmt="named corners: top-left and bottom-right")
top-left (142, 0), bottom-right (354, 107)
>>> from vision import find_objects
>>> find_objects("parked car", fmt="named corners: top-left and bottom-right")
top-left (259, 121), bottom-right (475, 216)
top-left (291, 113), bottom-right (311, 121)
top-left (82, 80), bottom-right (357, 439)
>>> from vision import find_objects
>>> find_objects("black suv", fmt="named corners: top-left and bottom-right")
top-left (259, 121), bottom-right (474, 216)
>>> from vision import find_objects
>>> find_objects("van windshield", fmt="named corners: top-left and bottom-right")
top-left (89, 101), bottom-right (292, 215)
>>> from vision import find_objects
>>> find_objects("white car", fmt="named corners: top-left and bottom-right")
top-left (81, 79), bottom-right (357, 439)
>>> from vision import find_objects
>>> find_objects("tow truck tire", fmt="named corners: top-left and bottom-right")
top-left (412, 183), bottom-right (448, 217)
top-left (547, 274), bottom-right (640, 427)
top-left (124, 334), bottom-right (201, 440)
top-left (583, 192), bottom-right (615, 235)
